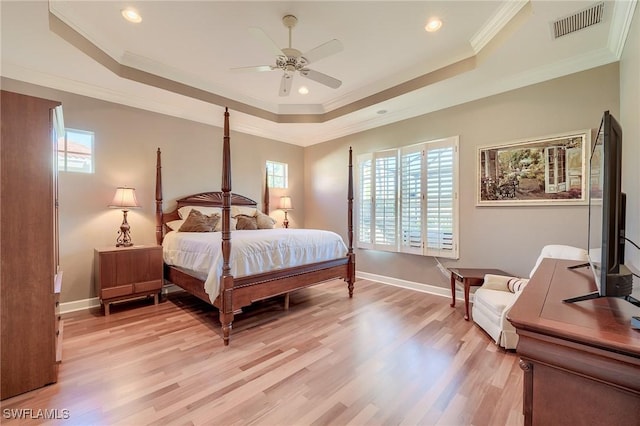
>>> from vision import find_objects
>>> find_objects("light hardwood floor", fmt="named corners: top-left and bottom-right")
top-left (1, 279), bottom-right (524, 425)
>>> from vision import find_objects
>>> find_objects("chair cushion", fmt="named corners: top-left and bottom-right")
top-left (474, 288), bottom-right (516, 318)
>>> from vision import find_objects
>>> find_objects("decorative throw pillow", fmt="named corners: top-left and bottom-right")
top-left (236, 214), bottom-right (258, 230)
top-left (178, 210), bottom-right (220, 232)
top-left (507, 277), bottom-right (529, 293)
top-left (256, 210), bottom-right (276, 229)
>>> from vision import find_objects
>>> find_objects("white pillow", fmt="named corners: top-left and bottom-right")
top-left (178, 205), bottom-right (222, 219)
top-left (231, 205), bottom-right (257, 217)
top-left (166, 219), bottom-right (185, 231)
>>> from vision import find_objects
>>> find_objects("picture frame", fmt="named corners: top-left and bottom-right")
top-left (477, 130), bottom-right (590, 206)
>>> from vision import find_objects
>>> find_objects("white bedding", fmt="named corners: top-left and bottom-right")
top-left (162, 228), bottom-right (348, 302)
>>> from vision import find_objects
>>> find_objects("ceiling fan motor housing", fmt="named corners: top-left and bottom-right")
top-left (277, 48), bottom-right (307, 72)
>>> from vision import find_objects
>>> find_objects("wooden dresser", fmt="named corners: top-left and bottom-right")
top-left (1, 91), bottom-right (63, 400)
top-left (508, 258), bottom-right (640, 426)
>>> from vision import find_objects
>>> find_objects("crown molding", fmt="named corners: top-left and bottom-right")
top-left (609, 0), bottom-right (638, 58)
top-left (470, 0), bottom-right (530, 54)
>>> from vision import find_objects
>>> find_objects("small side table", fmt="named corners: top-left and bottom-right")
top-left (95, 245), bottom-right (163, 315)
top-left (449, 267), bottom-right (511, 320)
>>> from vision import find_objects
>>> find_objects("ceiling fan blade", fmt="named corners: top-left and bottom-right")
top-left (230, 65), bottom-right (275, 73)
top-left (300, 69), bottom-right (342, 89)
top-left (248, 27), bottom-right (286, 58)
top-left (279, 72), bottom-right (293, 96)
top-left (301, 39), bottom-right (343, 64)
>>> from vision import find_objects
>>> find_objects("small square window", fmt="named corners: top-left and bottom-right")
top-left (266, 160), bottom-right (288, 189)
top-left (58, 129), bottom-right (94, 173)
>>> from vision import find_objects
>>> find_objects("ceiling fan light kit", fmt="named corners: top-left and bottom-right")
top-left (232, 14), bottom-right (343, 96)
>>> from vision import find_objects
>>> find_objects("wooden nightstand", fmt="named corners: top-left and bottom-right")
top-left (94, 245), bottom-right (163, 315)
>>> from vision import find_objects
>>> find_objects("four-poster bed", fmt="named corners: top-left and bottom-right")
top-left (155, 107), bottom-right (355, 345)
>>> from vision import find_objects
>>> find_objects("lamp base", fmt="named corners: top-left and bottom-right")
top-left (283, 210), bottom-right (289, 229)
top-left (115, 210), bottom-right (134, 247)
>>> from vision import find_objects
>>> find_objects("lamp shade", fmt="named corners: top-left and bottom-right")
top-left (109, 187), bottom-right (140, 209)
top-left (279, 196), bottom-right (293, 210)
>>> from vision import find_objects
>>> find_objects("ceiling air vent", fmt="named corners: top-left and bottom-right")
top-left (552, 2), bottom-right (604, 39)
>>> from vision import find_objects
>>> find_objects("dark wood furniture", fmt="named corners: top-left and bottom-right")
top-left (449, 267), bottom-right (511, 320)
top-left (508, 258), bottom-right (640, 426)
top-left (155, 108), bottom-right (355, 346)
top-left (94, 245), bottom-right (163, 315)
top-left (1, 91), bottom-right (63, 399)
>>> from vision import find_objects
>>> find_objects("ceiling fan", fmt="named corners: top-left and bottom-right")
top-left (231, 15), bottom-right (343, 96)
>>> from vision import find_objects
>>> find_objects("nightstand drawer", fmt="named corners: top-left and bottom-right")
top-left (135, 279), bottom-right (163, 293)
top-left (101, 284), bottom-right (134, 299)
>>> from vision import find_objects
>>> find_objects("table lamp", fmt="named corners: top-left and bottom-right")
top-left (279, 196), bottom-right (293, 228)
top-left (109, 187), bottom-right (140, 247)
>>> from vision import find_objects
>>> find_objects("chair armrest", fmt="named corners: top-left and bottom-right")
top-left (480, 274), bottom-right (517, 292)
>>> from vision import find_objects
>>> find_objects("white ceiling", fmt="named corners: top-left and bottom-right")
top-left (1, 1), bottom-right (636, 146)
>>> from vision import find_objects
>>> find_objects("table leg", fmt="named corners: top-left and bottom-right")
top-left (450, 272), bottom-right (456, 308)
top-left (464, 280), bottom-right (471, 321)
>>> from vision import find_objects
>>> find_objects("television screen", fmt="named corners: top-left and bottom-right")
top-left (565, 111), bottom-right (633, 303)
top-left (587, 120), bottom-right (604, 291)
top-left (588, 111), bottom-right (632, 298)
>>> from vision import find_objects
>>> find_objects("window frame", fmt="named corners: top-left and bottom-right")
top-left (356, 136), bottom-right (459, 259)
top-left (266, 160), bottom-right (289, 189)
top-left (58, 128), bottom-right (95, 173)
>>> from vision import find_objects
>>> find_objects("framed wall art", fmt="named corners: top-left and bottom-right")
top-left (477, 130), bottom-right (590, 206)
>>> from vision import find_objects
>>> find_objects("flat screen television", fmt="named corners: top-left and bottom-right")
top-left (564, 111), bottom-right (633, 303)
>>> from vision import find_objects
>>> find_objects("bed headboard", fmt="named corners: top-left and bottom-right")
top-left (176, 192), bottom-right (257, 209)
top-left (159, 192), bottom-right (259, 234)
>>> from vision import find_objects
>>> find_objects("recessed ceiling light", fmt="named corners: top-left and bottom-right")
top-left (425, 17), bottom-right (442, 32)
top-left (121, 8), bottom-right (142, 23)
top-left (298, 86), bottom-right (309, 95)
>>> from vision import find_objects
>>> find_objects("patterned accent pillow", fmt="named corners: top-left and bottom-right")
top-left (507, 277), bottom-right (529, 293)
top-left (256, 210), bottom-right (276, 229)
top-left (178, 210), bottom-right (220, 232)
top-left (236, 214), bottom-right (258, 230)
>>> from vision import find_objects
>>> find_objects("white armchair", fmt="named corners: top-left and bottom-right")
top-left (472, 245), bottom-right (589, 349)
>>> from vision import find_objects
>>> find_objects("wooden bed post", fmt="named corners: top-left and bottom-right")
top-left (220, 107), bottom-right (234, 346)
top-left (155, 148), bottom-right (163, 246)
top-left (264, 169), bottom-right (270, 214)
top-left (347, 146), bottom-right (355, 297)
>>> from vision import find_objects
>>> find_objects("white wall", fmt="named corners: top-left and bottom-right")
top-left (620, 4), bottom-right (639, 272)
top-left (304, 64), bottom-right (622, 288)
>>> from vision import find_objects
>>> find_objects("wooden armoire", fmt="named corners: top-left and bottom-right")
top-left (1, 90), bottom-right (63, 400)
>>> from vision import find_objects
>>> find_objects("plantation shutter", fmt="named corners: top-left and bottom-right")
top-left (400, 144), bottom-right (424, 254)
top-left (356, 136), bottom-right (458, 258)
top-left (424, 137), bottom-right (458, 258)
top-left (357, 154), bottom-right (373, 249)
top-left (373, 150), bottom-right (398, 250)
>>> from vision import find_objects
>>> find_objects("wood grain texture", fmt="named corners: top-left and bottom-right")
top-left (0, 279), bottom-right (523, 425)
top-left (1, 90), bottom-right (61, 400)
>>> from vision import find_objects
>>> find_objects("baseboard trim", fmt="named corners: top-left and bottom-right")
top-left (356, 271), bottom-right (469, 302)
top-left (60, 274), bottom-right (467, 314)
top-left (59, 283), bottom-right (185, 314)
top-left (59, 297), bottom-right (100, 314)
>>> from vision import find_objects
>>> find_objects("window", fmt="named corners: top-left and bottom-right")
top-left (58, 129), bottom-right (94, 173)
top-left (266, 160), bottom-right (288, 189)
top-left (357, 136), bottom-right (459, 259)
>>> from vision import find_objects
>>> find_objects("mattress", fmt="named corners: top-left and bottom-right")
top-left (162, 228), bottom-right (348, 302)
